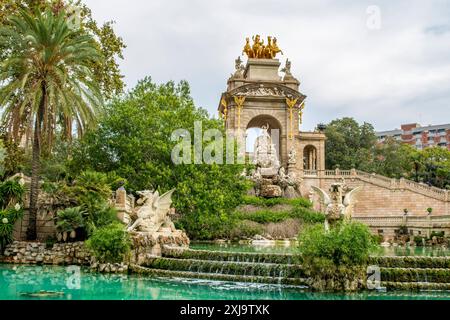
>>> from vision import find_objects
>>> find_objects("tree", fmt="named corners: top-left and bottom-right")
top-left (0, 9), bottom-right (103, 239)
top-left (324, 117), bottom-right (377, 170)
top-left (416, 147), bottom-right (450, 189)
top-left (69, 78), bottom-right (250, 239)
top-left (0, 0), bottom-right (125, 144)
top-left (370, 137), bottom-right (417, 178)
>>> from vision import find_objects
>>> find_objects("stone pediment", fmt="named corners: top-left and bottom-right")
top-left (228, 83), bottom-right (306, 101)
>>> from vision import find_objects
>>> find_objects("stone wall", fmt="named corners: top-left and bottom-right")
top-left (13, 209), bottom-right (57, 241)
top-left (0, 241), bottom-right (91, 265)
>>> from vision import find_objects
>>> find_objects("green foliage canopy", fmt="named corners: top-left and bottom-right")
top-left (69, 78), bottom-right (249, 239)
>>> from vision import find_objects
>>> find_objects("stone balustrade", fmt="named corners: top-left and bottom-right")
top-left (302, 168), bottom-right (449, 202)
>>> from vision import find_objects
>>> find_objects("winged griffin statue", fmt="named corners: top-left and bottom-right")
top-left (127, 189), bottom-right (176, 233)
top-left (311, 183), bottom-right (362, 231)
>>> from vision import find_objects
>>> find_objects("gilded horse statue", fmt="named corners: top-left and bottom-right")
top-left (243, 35), bottom-right (283, 59)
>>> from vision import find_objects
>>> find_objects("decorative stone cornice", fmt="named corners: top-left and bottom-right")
top-left (228, 83), bottom-right (306, 101)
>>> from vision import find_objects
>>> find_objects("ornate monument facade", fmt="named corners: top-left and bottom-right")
top-left (218, 35), bottom-right (326, 177)
top-left (218, 36), bottom-right (450, 241)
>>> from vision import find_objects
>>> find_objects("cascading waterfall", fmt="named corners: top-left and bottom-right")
top-left (135, 248), bottom-right (450, 291)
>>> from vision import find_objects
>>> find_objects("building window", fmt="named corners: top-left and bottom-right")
top-left (377, 229), bottom-right (384, 235)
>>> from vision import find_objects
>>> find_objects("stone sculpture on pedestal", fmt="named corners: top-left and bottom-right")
top-left (116, 188), bottom-right (189, 264)
top-left (311, 183), bottom-right (362, 231)
top-left (249, 124), bottom-right (300, 198)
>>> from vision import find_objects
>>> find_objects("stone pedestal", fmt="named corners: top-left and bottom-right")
top-left (129, 230), bottom-right (190, 265)
top-left (244, 58), bottom-right (281, 81)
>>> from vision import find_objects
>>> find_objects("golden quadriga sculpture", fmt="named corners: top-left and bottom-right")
top-left (243, 35), bottom-right (283, 59)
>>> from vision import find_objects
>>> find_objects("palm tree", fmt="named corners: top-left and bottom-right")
top-left (0, 9), bottom-right (103, 239)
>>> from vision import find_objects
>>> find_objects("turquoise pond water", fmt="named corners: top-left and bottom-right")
top-left (1, 244), bottom-right (450, 300)
top-left (190, 242), bottom-right (450, 257)
top-left (1, 264), bottom-right (450, 300)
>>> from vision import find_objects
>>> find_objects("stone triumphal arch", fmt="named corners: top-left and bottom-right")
top-left (217, 36), bottom-right (450, 240)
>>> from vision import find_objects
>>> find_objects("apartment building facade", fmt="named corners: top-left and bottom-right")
top-left (377, 123), bottom-right (450, 150)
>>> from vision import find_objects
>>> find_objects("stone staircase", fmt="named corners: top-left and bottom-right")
top-left (316, 169), bottom-right (450, 202)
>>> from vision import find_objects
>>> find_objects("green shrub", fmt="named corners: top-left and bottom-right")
top-left (430, 231), bottom-right (445, 238)
top-left (414, 236), bottom-right (425, 246)
top-left (70, 170), bottom-right (112, 212)
top-left (241, 195), bottom-right (312, 208)
top-left (234, 209), bottom-right (291, 224)
top-left (298, 221), bottom-right (375, 266)
top-left (176, 212), bottom-right (236, 240)
top-left (85, 205), bottom-right (118, 235)
top-left (86, 222), bottom-right (131, 263)
top-left (234, 207), bottom-right (324, 224)
top-left (228, 220), bottom-right (264, 240)
top-left (63, 170), bottom-right (118, 236)
top-left (0, 206), bottom-right (24, 252)
top-left (106, 172), bottom-right (128, 191)
top-left (54, 207), bottom-right (85, 235)
top-left (0, 179), bottom-right (25, 209)
top-left (291, 207), bottom-right (325, 224)
top-left (373, 234), bottom-right (384, 244)
top-left (297, 221), bottom-right (375, 291)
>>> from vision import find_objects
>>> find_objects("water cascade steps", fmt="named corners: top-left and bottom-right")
top-left (131, 248), bottom-right (309, 286)
top-left (130, 247), bottom-right (450, 291)
top-left (371, 256), bottom-right (450, 291)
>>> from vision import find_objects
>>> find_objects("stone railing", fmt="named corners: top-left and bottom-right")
top-left (353, 215), bottom-right (450, 229)
top-left (353, 216), bottom-right (405, 227)
top-left (302, 168), bottom-right (450, 202)
top-left (303, 170), bottom-right (318, 176)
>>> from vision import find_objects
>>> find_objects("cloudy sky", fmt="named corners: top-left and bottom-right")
top-left (84, 0), bottom-right (450, 131)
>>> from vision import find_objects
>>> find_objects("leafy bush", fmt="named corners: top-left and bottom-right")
top-left (228, 220), bottom-right (264, 240)
top-left (241, 195), bottom-right (312, 208)
top-left (298, 221), bottom-right (375, 266)
top-left (414, 236), bottom-right (425, 246)
top-left (54, 207), bottom-right (86, 241)
top-left (0, 178), bottom-right (24, 252)
top-left (64, 170), bottom-right (118, 236)
top-left (298, 221), bottom-right (375, 291)
top-left (291, 206), bottom-right (325, 224)
top-left (430, 231), bottom-right (445, 238)
top-left (85, 205), bottom-right (118, 235)
top-left (234, 209), bottom-right (292, 224)
top-left (70, 170), bottom-right (112, 212)
top-left (176, 211), bottom-right (236, 240)
top-left (86, 222), bottom-right (131, 263)
top-left (68, 79), bottom-right (251, 240)
top-left (0, 206), bottom-right (24, 252)
top-left (234, 207), bottom-right (324, 224)
top-left (0, 179), bottom-right (25, 209)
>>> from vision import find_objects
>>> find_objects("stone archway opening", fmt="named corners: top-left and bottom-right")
top-left (246, 115), bottom-right (282, 160)
top-left (303, 145), bottom-right (318, 170)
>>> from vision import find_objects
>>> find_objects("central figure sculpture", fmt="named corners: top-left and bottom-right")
top-left (243, 35), bottom-right (283, 59)
top-left (253, 124), bottom-right (280, 174)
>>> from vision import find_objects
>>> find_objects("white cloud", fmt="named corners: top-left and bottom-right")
top-left (83, 0), bottom-right (450, 131)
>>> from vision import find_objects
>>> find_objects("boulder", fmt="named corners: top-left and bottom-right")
top-left (284, 186), bottom-right (298, 199)
top-left (260, 185), bottom-right (282, 198)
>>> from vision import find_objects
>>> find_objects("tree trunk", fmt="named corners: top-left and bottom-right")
top-left (26, 83), bottom-right (46, 240)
